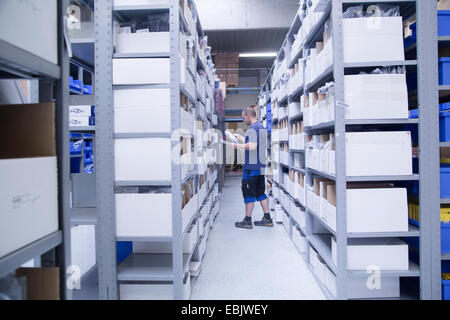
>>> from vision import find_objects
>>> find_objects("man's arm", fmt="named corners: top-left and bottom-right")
top-left (233, 141), bottom-right (257, 151)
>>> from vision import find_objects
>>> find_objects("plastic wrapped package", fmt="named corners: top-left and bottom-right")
top-left (343, 5), bottom-right (364, 19)
top-left (365, 4), bottom-right (400, 17)
top-left (148, 12), bottom-right (169, 32)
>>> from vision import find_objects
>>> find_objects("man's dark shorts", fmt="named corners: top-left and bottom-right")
top-left (241, 169), bottom-right (267, 204)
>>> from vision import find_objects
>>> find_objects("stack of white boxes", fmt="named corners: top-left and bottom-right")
top-left (69, 105), bottom-right (95, 127)
top-left (261, 4), bottom-right (413, 299)
top-left (113, 1), bottom-right (206, 300)
top-left (322, 11), bottom-right (410, 299)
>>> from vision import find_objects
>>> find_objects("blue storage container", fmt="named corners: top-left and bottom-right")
top-left (83, 139), bottom-right (93, 151)
top-left (439, 57), bottom-right (450, 85)
top-left (409, 109), bottom-right (418, 119)
top-left (84, 152), bottom-right (94, 165)
top-left (83, 163), bottom-right (94, 174)
top-left (70, 140), bottom-right (82, 155)
top-left (442, 103), bottom-right (450, 112)
top-left (442, 167), bottom-right (450, 198)
top-left (70, 132), bottom-right (82, 139)
top-left (116, 242), bottom-right (133, 264)
top-left (82, 85), bottom-right (92, 95)
top-left (439, 11), bottom-right (450, 36)
top-left (440, 112), bottom-right (450, 142)
top-left (442, 223), bottom-right (450, 253)
top-left (70, 157), bottom-right (82, 174)
top-left (443, 277), bottom-right (450, 300)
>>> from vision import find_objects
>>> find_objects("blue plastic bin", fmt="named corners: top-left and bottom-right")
top-left (440, 112), bottom-right (450, 142)
top-left (443, 223), bottom-right (450, 253)
top-left (442, 167), bottom-right (450, 198)
top-left (441, 103), bottom-right (450, 112)
top-left (439, 11), bottom-right (450, 36)
top-left (83, 139), bottom-right (93, 151)
top-left (439, 57), bottom-right (450, 85)
top-left (84, 152), bottom-right (94, 165)
top-left (409, 109), bottom-right (418, 119)
top-left (444, 279), bottom-right (450, 300)
top-left (70, 140), bottom-right (82, 155)
top-left (70, 157), bottom-right (82, 174)
top-left (116, 242), bottom-right (133, 264)
top-left (82, 85), bottom-right (92, 95)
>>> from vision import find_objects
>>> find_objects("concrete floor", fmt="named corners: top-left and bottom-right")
top-left (190, 174), bottom-right (325, 300)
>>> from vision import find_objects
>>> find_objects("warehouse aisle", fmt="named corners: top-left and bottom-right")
top-left (190, 174), bottom-right (325, 300)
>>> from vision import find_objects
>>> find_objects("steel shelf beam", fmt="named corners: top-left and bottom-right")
top-left (0, 231), bottom-right (62, 279)
top-left (117, 253), bottom-right (190, 282)
top-left (71, 207), bottom-right (97, 226)
top-left (0, 39), bottom-right (61, 79)
top-left (70, 95), bottom-right (95, 106)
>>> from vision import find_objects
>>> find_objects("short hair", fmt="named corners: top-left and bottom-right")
top-left (243, 106), bottom-right (257, 118)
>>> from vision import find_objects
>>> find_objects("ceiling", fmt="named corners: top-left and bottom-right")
top-left (207, 28), bottom-right (288, 77)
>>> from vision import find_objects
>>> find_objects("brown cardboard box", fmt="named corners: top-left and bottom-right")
top-left (327, 184), bottom-right (336, 206)
top-left (219, 82), bottom-right (227, 99)
top-left (302, 94), bottom-right (309, 108)
top-left (299, 121), bottom-right (304, 133)
top-left (226, 73), bottom-right (239, 87)
top-left (15, 268), bottom-right (60, 300)
top-left (215, 63), bottom-right (227, 70)
top-left (0, 103), bottom-right (56, 159)
top-left (226, 53), bottom-right (240, 63)
top-left (439, 0), bottom-right (450, 10)
top-left (226, 63), bottom-right (239, 70)
top-left (316, 42), bottom-right (324, 55)
top-left (314, 178), bottom-right (322, 196)
top-left (297, 172), bottom-right (304, 187)
top-left (217, 72), bottom-right (227, 81)
top-left (215, 58), bottom-right (228, 66)
top-left (215, 53), bottom-right (228, 60)
top-left (289, 170), bottom-right (295, 183)
top-left (310, 92), bottom-right (318, 106)
top-left (320, 134), bottom-right (330, 144)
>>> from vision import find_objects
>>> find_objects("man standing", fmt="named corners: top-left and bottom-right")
top-left (230, 105), bottom-right (273, 229)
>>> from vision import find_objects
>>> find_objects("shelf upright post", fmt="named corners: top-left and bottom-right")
top-left (416, 0), bottom-right (441, 300)
top-left (94, 0), bottom-right (118, 300)
top-left (55, 0), bottom-right (72, 300)
top-left (170, 0), bottom-right (184, 300)
top-left (331, 0), bottom-right (348, 300)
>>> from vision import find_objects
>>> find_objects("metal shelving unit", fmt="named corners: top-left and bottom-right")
top-left (94, 0), bottom-right (219, 300)
top-left (0, 0), bottom-right (71, 299)
top-left (259, 0), bottom-right (441, 300)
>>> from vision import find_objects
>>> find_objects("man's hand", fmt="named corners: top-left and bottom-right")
top-left (234, 133), bottom-right (245, 143)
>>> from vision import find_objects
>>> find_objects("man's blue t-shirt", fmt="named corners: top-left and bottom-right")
top-left (244, 122), bottom-right (267, 171)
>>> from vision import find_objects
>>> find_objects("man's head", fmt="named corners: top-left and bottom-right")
top-left (242, 105), bottom-right (257, 126)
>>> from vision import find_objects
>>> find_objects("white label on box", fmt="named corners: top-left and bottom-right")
top-left (0, 157), bottom-right (58, 258)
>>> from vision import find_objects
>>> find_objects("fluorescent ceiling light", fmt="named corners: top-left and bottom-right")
top-left (239, 52), bottom-right (277, 58)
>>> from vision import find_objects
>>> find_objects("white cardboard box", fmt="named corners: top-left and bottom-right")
top-left (115, 32), bottom-right (170, 54)
top-left (343, 17), bottom-right (405, 63)
top-left (116, 193), bottom-right (197, 238)
top-left (114, 0), bottom-right (169, 5)
top-left (0, 0), bottom-right (58, 64)
top-left (347, 187), bottom-right (408, 233)
top-left (346, 132), bottom-right (412, 176)
top-left (0, 157), bottom-right (58, 258)
top-left (115, 138), bottom-right (172, 181)
top-left (69, 105), bottom-right (94, 117)
top-left (332, 237), bottom-right (409, 271)
top-left (344, 74), bottom-right (408, 120)
top-left (114, 87), bottom-right (170, 133)
top-left (113, 58), bottom-right (170, 85)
